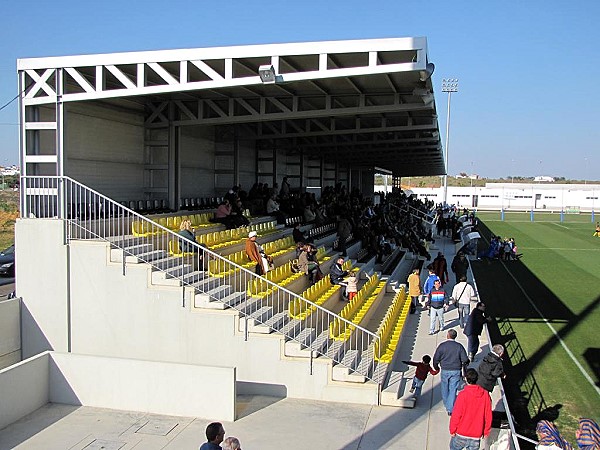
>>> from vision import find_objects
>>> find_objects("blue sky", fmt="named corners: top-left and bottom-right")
top-left (1, 0), bottom-right (598, 179)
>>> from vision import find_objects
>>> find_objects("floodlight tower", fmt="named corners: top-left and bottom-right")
top-left (442, 78), bottom-right (459, 205)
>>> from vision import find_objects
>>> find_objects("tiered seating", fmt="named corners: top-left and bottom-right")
top-left (261, 236), bottom-right (295, 257)
top-left (289, 274), bottom-right (343, 319)
top-left (246, 262), bottom-right (304, 299)
top-left (329, 275), bottom-right (385, 341)
top-left (373, 287), bottom-right (411, 363)
top-left (306, 222), bottom-right (336, 240)
top-left (196, 221), bottom-right (276, 249)
top-left (168, 240), bottom-right (195, 257)
top-left (285, 216), bottom-right (302, 226)
top-left (207, 236), bottom-right (295, 277)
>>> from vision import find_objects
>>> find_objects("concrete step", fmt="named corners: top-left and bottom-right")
top-left (239, 306), bottom-right (273, 333)
top-left (278, 318), bottom-right (303, 337)
top-left (151, 264), bottom-right (193, 284)
top-left (284, 327), bottom-right (316, 357)
top-left (107, 235), bottom-right (148, 247)
top-left (205, 284), bottom-right (232, 300)
top-left (152, 256), bottom-right (188, 271)
top-left (380, 370), bottom-right (416, 408)
top-left (249, 311), bottom-right (288, 334)
top-left (110, 243), bottom-right (154, 261)
top-left (222, 291), bottom-right (247, 308)
top-left (191, 276), bottom-right (222, 293)
top-left (133, 250), bottom-right (167, 263)
top-left (332, 349), bottom-right (360, 381)
top-left (181, 270), bottom-right (207, 285)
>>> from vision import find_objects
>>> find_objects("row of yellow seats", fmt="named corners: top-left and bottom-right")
top-left (262, 236), bottom-right (294, 255)
top-left (289, 277), bottom-right (341, 319)
top-left (247, 263), bottom-right (304, 298)
top-left (331, 280), bottom-right (385, 342)
top-left (374, 288), bottom-right (411, 363)
top-left (329, 274), bottom-right (381, 340)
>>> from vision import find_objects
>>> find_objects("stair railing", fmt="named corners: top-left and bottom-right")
top-left (20, 175), bottom-right (383, 383)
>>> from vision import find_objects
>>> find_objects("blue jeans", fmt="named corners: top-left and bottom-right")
top-left (449, 435), bottom-right (480, 450)
top-left (458, 303), bottom-right (470, 328)
top-left (411, 377), bottom-right (425, 396)
top-left (441, 369), bottom-right (462, 414)
top-left (467, 334), bottom-right (480, 356)
top-left (430, 307), bottom-right (445, 333)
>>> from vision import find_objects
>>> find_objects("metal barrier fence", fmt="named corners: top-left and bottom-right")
top-left (21, 176), bottom-right (382, 382)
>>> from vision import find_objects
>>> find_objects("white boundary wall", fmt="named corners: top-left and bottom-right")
top-left (376, 183), bottom-right (600, 211)
top-left (15, 218), bottom-right (379, 405)
top-left (0, 298), bottom-right (20, 369)
top-left (0, 351), bottom-right (236, 430)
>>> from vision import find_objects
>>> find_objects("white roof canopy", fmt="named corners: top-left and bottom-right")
top-left (18, 37), bottom-right (444, 176)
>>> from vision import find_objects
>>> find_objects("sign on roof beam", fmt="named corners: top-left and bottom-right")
top-left (147, 63), bottom-right (179, 85)
top-left (24, 122), bottom-right (56, 130)
top-left (65, 68), bottom-right (95, 93)
top-left (24, 69), bottom-right (55, 99)
top-left (190, 60), bottom-right (224, 81)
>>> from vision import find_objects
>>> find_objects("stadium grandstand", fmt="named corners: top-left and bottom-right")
top-left (0, 38), bottom-right (522, 449)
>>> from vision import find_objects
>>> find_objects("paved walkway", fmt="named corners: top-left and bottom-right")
top-left (0, 235), bottom-right (498, 450)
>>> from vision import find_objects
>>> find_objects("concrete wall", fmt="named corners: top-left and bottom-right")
top-left (49, 353), bottom-right (236, 421)
top-left (15, 221), bottom-right (379, 405)
top-left (64, 102), bottom-right (145, 200)
top-left (0, 352), bottom-right (50, 430)
top-left (16, 219), bottom-right (69, 358)
top-left (0, 351), bottom-right (235, 429)
top-left (0, 298), bottom-right (21, 369)
top-left (180, 125), bottom-right (216, 197)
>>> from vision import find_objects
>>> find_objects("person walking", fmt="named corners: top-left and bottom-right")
top-left (402, 354), bottom-right (439, 397)
top-left (451, 252), bottom-right (470, 284)
top-left (451, 276), bottom-right (477, 329)
top-left (199, 422), bottom-right (226, 450)
top-left (433, 252), bottom-right (449, 286)
top-left (407, 267), bottom-right (421, 314)
top-left (464, 302), bottom-right (492, 362)
top-left (433, 329), bottom-right (469, 415)
top-left (449, 368), bottom-right (492, 450)
top-left (426, 279), bottom-right (449, 335)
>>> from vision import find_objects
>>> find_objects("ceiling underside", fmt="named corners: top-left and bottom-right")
top-left (20, 38), bottom-right (446, 176)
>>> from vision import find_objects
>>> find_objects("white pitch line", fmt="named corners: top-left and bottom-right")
top-left (479, 234), bottom-right (600, 397)
top-left (552, 223), bottom-right (570, 230)
top-left (523, 247), bottom-right (600, 251)
top-left (499, 262), bottom-right (600, 397)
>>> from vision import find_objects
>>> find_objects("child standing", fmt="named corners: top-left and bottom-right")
top-left (402, 355), bottom-right (439, 397)
top-left (346, 271), bottom-right (358, 301)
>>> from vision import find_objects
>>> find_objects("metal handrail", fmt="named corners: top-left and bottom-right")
top-left (469, 249), bottom-right (521, 450)
top-left (21, 175), bottom-right (382, 382)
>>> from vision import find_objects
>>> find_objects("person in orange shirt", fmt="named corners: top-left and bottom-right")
top-left (407, 268), bottom-right (421, 314)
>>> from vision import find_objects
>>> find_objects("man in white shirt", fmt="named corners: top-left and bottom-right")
top-left (451, 275), bottom-right (477, 329)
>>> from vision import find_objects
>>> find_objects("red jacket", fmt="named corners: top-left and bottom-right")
top-left (449, 384), bottom-right (492, 438)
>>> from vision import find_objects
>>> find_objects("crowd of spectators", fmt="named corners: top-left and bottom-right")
top-left (218, 179), bottom-right (438, 264)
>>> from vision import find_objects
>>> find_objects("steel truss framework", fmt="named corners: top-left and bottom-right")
top-left (18, 37), bottom-right (444, 182)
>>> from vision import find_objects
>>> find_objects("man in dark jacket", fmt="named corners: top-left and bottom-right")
top-left (464, 302), bottom-right (492, 362)
top-left (433, 329), bottom-right (469, 415)
top-left (450, 252), bottom-right (469, 284)
top-left (477, 344), bottom-right (506, 392)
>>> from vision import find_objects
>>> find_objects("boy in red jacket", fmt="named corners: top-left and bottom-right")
top-left (449, 368), bottom-right (492, 450)
top-left (402, 354), bottom-right (439, 397)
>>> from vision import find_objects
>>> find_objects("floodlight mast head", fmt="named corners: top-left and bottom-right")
top-left (442, 78), bottom-right (459, 93)
top-left (258, 65), bottom-right (277, 83)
